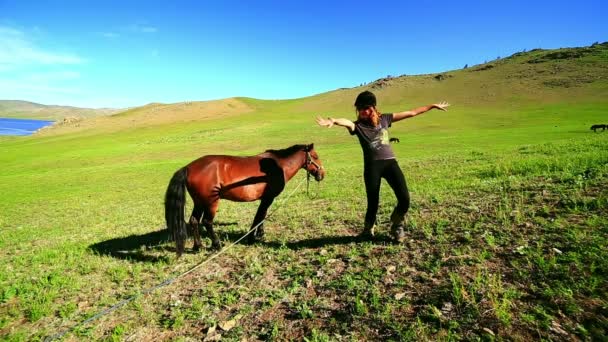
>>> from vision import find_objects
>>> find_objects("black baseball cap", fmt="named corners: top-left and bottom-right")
top-left (354, 91), bottom-right (376, 109)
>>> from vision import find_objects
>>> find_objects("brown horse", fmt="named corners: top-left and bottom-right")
top-left (165, 144), bottom-right (325, 256)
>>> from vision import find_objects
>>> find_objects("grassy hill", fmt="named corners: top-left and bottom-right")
top-left (36, 42), bottom-right (608, 142)
top-left (0, 43), bottom-right (607, 341)
top-left (0, 100), bottom-right (122, 121)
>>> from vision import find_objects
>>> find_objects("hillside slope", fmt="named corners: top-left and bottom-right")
top-left (36, 97), bottom-right (255, 135)
top-left (33, 42), bottom-right (608, 137)
top-left (298, 42), bottom-right (608, 113)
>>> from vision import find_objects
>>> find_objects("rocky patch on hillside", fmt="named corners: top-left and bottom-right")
top-left (370, 76), bottom-right (395, 89)
top-left (36, 116), bottom-right (83, 134)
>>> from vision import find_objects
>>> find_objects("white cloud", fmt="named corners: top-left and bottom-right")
top-left (25, 71), bottom-right (81, 82)
top-left (0, 70), bottom-right (83, 100)
top-left (0, 26), bottom-right (84, 67)
top-left (97, 23), bottom-right (157, 39)
top-left (140, 26), bottom-right (157, 33)
top-left (0, 79), bottom-right (82, 95)
top-left (0, 26), bottom-right (86, 104)
top-left (129, 24), bottom-right (158, 33)
top-left (100, 32), bottom-right (119, 38)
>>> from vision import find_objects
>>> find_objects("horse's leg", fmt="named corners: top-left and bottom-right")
top-left (248, 197), bottom-right (275, 244)
top-left (189, 204), bottom-right (204, 252)
top-left (202, 201), bottom-right (221, 250)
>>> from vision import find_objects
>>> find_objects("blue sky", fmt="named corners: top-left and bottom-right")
top-left (0, 0), bottom-right (606, 108)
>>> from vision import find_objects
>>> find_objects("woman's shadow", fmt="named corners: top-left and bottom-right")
top-left (89, 223), bottom-right (390, 262)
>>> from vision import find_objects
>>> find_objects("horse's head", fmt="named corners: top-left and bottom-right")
top-left (303, 143), bottom-right (325, 181)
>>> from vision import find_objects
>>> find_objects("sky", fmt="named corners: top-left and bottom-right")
top-left (0, 0), bottom-right (606, 109)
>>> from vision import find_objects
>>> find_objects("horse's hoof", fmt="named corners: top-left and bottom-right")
top-left (390, 226), bottom-right (407, 244)
top-left (193, 244), bottom-right (203, 252)
top-left (252, 234), bottom-right (265, 243)
top-left (252, 228), bottom-right (265, 239)
top-left (211, 242), bottom-right (222, 251)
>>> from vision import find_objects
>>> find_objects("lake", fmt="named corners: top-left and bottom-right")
top-left (0, 118), bottom-right (54, 136)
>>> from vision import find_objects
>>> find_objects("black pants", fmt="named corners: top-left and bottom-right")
top-left (363, 159), bottom-right (410, 228)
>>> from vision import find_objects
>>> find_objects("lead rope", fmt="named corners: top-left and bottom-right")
top-left (45, 175), bottom-right (309, 342)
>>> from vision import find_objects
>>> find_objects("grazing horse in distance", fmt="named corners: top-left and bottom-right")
top-left (590, 124), bottom-right (607, 132)
top-left (164, 144), bottom-right (325, 256)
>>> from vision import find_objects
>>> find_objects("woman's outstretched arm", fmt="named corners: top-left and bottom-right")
top-left (392, 101), bottom-right (450, 122)
top-left (316, 116), bottom-right (355, 132)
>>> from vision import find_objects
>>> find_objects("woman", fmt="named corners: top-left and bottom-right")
top-left (316, 90), bottom-right (449, 242)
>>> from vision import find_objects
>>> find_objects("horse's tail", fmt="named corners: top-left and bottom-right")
top-left (165, 167), bottom-right (188, 257)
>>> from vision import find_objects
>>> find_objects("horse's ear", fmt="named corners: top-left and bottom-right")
top-left (307, 143), bottom-right (314, 151)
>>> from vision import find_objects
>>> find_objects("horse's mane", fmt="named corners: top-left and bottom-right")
top-left (264, 144), bottom-right (308, 158)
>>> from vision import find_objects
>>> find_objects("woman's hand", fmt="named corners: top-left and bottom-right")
top-left (315, 116), bottom-right (334, 128)
top-left (317, 116), bottom-right (355, 131)
top-left (433, 101), bottom-right (450, 111)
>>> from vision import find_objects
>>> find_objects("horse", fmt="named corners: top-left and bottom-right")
top-left (590, 124), bottom-right (607, 132)
top-left (164, 143), bottom-right (325, 257)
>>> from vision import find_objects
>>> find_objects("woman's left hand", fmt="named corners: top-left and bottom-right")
top-left (433, 101), bottom-right (450, 111)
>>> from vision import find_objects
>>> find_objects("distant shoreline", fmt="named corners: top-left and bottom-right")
top-left (0, 117), bottom-right (55, 136)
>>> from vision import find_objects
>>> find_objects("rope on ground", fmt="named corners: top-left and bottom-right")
top-left (45, 176), bottom-right (308, 342)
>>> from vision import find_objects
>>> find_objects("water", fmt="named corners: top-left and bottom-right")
top-left (0, 118), bottom-right (54, 136)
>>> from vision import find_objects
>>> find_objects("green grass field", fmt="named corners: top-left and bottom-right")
top-left (1, 44), bottom-right (607, 341)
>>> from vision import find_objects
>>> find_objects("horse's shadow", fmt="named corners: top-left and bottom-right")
top-left (88, 222), bottom-right (238, 262)
top-left (90, 223), bottom-right (392, 262)
top-left (88, 228), bottom-right (172, 263)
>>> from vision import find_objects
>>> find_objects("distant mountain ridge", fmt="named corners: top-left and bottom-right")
top-left (0, 100), bottom-right (122, 120)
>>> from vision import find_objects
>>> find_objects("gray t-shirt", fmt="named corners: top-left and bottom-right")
top-left (350, 113), bottom-right (396, 162)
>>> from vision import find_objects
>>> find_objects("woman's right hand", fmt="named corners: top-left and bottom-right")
top-left (315, 116), bottom-right (334, 128)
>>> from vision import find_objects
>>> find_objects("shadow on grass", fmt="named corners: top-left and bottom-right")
top-left (91, 223), bottom-right (391, 262)
top-left (266, 234), bottom-right (393, 249)
top-left (88, 228), bottom-right (171, 263)
top-left (89, 221), bottom-right (239, 262)
top-left (218, 231), bottom-right (393, 250)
